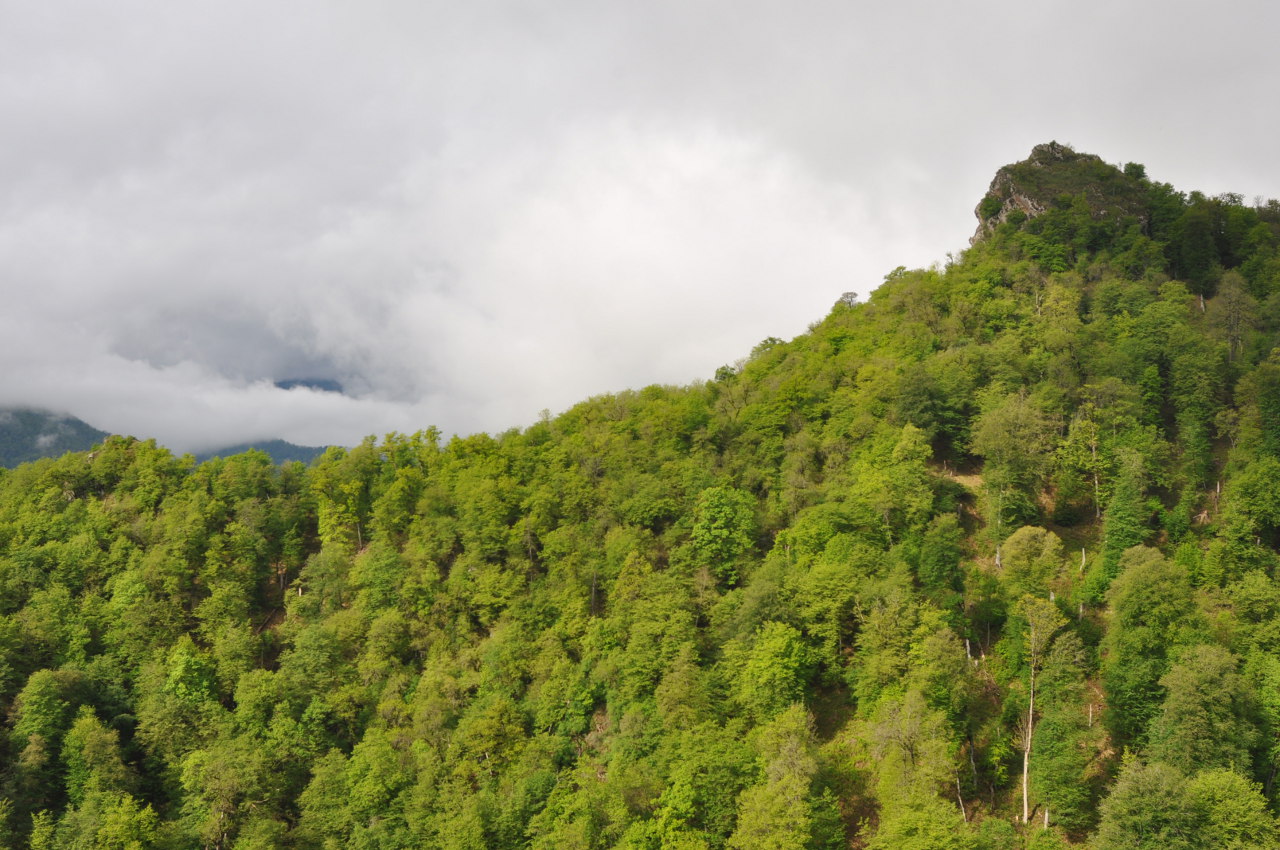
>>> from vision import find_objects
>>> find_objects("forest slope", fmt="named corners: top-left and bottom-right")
top-left (4, 143), bottom-right (1280, 848)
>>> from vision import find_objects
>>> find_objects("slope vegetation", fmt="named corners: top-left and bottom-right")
top-left (3, 144), bottom-right (1280, 848)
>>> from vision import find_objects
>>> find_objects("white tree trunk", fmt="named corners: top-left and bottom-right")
top-left (1023, 671), bottom-right (1035, 824)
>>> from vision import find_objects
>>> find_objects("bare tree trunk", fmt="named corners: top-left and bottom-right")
top-left (1023, 670), bottom-right (1035, 824)
top-left (956, 774), bottom-right (968, 823)
top-left (968, 734), bottom-right (979, 785)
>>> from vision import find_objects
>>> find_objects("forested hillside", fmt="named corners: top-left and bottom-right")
top-left (0, 410), bottom-right (108, 469)
top-left (5, 143), bottom-right (1280, 848)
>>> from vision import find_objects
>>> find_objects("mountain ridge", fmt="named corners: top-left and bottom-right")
top-left (0, 406), bottom-right (328, 468)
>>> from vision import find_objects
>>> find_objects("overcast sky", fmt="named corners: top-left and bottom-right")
top-left (2, 0), bottom-right (1278, 452)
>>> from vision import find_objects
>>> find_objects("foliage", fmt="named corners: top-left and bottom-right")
top-left (1, 144), bottom-right (1280, 847)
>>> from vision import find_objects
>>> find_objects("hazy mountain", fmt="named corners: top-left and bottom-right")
top-left (0, 408), bottom-right (108, 467)
top-left (194, 438), bottom-right (328, 465)
top-left (0, 407), bottom-right (328, 467)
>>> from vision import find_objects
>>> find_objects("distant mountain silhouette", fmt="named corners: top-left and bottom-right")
top-left (194, 438), bottom-right (328, 465)
top-left (0, 408), bottom-right (109, 467)
top-left (0, 407), bottom-right (329, 467)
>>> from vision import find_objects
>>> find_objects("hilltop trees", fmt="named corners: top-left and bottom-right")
top-left (3, 146), bottom-right (1280, 846)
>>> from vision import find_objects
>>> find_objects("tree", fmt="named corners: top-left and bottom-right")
top-left (60, 707), bottom-right (132, 806)
top-left (59, 792), bottom-right (160, 849)
top-left (848, 424), bottom-right (936, 546)
top-left (9, 668), bottom-right (89, 817)
top-left (1018, 595), bottom-right (1066, 825)
top-left (1096, 453), bottom-right (1148, 595)
top-left (1093, 759), bottom-right (1198, 850)
top-left (867, 688), bottom-right (957, 803)
top-left (1236, 358), bottom-right (1280, 458)
top-left (1029, 631), bottom-right (1101, 834)
top-left (1172, 205), bottom-right (1220, 297)
top-left (917, 513), bottom-right (965, 596)
top-left (1207, 271), bottom-right (1258, 360)
top-left (1147, 645), bottom-right (1258, 774)
top-left (1056, 406), bottom-right (1108, 520)
top-left (864, 795), bottom-right (974, 850)
top-left (728, 705), bottom-right (841, 850)
top-left (1101, 547), bottom-right (1199, 748)
top-left (999, 527), bottom-right (1064, 599)
top-left (1094, 759), bottom-right (1279, 850)
top-left (971, 393), bottom-right (1055, 533)
top-left (738, 622), bottom-right (815, 721)
top-left (1185, 768), bottom-right (1280, 848)
top-left (690, 485), bottom-right (757, 584)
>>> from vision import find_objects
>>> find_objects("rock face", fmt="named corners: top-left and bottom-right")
top-left (971, 141), bottom-right (1147, 245)
top-left (973, 171), bottom-right (1050, 243)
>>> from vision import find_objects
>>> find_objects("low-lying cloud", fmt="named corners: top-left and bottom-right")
top-left (2, 0), bottom-right (1278, 452)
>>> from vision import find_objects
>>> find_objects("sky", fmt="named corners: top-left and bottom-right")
top-left (2, 0), bottom-right (1278, 453)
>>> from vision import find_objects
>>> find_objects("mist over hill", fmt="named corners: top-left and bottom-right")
top-left (0, 407), bottom-right (327, 468)
top-left (0, 408), bottom-right (108, 468)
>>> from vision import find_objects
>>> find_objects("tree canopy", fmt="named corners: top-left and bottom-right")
top-left (4, 145), bottom-right (1280, 847)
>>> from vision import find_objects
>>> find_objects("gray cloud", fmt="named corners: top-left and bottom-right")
top-left (2, 0), bottom-right (1278, 452)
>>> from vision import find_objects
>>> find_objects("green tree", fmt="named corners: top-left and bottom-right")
top-left (1207, 271), bottom-right (1259, 360)
top-left (971, 393), bottom-right (1055, 533)
top-left (1093, 759), bottom-right (1198, 850)
top-left (1029, 632), bottom-right (1101, 833)
top-left (1172, 205), bottom-right (1220, 297)
top-left (60, 706), bottom-right (133, 806)
top-left (999, 526), bottom-right (1064, 599)
top-left (1185, 768), bottom-right (1280, 848)
top-left (1095, 453), bottom-right (1148, 596)
top-left (1056, 406), bottom-right (1109, 520)
top-left (865, 687), bottom-right (963, 825)
top-left (865, 795), bottom-right (973, 850)
top-left (728, 705), bottom-right (840, 850)
top-left (690, 485), bottom-right (757, 584)
top-left (1101, 547), bottom-right (1199, 747)
top-left (1147, 645), bottom-right (1258, 774)
top-left (1094, 760), bottom-right (1279, 850)
top-left (737, 622), bottom-right (815, 721)
top-left (917, 513), bottom-right (965, 596)
top-left (1017, 595), bottom-right (1067, 825)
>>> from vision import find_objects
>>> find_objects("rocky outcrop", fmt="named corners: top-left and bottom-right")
top-left (972, 171), bottom-right (1050, 244)
top-left (971, 142), bottom-right (1147, 245)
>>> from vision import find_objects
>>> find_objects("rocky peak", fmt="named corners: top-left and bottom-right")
top-left (1024, 140), bottom-right (1087, 167)
top-left (971, 141), bottom-right (1148, 245)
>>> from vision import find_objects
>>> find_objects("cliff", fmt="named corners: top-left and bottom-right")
top-left (971, 141), bottom-right (1150, 244)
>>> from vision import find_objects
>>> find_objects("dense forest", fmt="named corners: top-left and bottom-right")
top-left (5, 142), bottom-right (1280, 848)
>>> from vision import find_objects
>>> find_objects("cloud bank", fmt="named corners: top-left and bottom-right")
top-left (2, 0), bottom-right (1277, 451)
